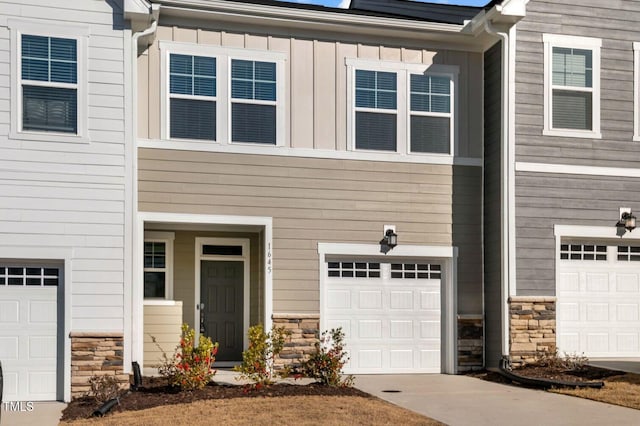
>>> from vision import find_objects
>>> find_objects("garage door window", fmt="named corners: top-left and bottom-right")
top-left (391, 263), bottom-right (441, 279)
top-left (327, 261), bottom-right (380, 278)
top-left (0, 266), bottom-right (59, 286)
top-left (617, 246), bottom-right (640, 261)
top-left (559, 243), bottom-right (606, 260)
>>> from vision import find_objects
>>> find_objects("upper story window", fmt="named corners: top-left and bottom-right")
top-left (169, 54), bottom-right (217, 141)
top-left (355, 70), bottom-right (397, 151)
top-left (161, 42), bottom-right (286, 146)
top-left (543, 34), bottom-right (601, 139)
top-left (9, 19), bottom-right (89, 142)
top-left (231, 60), bottom-right (277, 144)
top-left (634, 42), bottom-right (640, 141)
top-left (347, 58), bottom-right (457, 156)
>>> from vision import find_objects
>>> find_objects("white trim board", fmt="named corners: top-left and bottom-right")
top-left (317, 242), bottom-right (458, 374)
top-left (517, 162), bottom-right (640, 178)
top-left (634, 41), bottom-right (640, 142)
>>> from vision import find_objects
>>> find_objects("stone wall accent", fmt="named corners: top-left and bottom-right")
top-left (458, 315), bottom-right (483, 371)
top-left (272, 314), bottom-right (319, 371)
top-left (509, 296), bottom-right (556, 367)
top-left (70, 332), bottom-right (129, 399)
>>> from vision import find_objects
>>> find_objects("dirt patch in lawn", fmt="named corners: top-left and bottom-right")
top-left (61, 378), bottom-right (441, 425)
top-left (469, 365), bottom-right (640, 411)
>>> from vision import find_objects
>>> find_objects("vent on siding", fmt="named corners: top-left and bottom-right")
top-left (617, 246), bottom-right (640, 261)
top-left (560, 244), bottom-right (606, 261)
top-left (0, 266), bottom-right (60, 286)
top-left (391, 263), bottom-right (441, 279)
top-left (327, 261), bottom-right (381, 278)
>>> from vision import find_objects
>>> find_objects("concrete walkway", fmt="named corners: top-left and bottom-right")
top-left (1, 401), bottom-right (65, 426)
top-left (589, 358), bottom-right (640, 374)
top-left (354, 374), bottom-right (640, 426)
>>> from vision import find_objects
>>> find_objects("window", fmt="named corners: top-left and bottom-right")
top-left (347, 59), bottom-right (456, 156)
top-left (543, 34), bottom-right (601, 138)
top-left (161, 43), bottom-right (285, 145)
top-left (0, 266), bottom-right (60, 286)
top-left (144, 232), bottom-right (174, 299)
top-left (9, 19), bottom-right (89, 142)
top-left (169, 54), bottom-right (217, 140)
top-left (327, 261), bottom-right (381, 278)
top-left (410, 74), bottom-right (452, 154)
top-left (391, 263), bottom-right (441, 279)
top-left (355, 70), bottom-right (397, 151)
top-left (559, 243), bottom-right (606, 261)
top-left (634, 42), bottom-right (640, 141)
top-left (231, 60), bottom-right (277, 144)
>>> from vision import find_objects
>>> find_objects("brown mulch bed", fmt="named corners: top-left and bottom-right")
top-left (469, 364), bottom-right (624, 386)
top-left (61, 377), bottom-right (370, 422)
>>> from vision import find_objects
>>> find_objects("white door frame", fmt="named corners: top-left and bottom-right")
top-left (317, 242), bottom-right (458, 374)
top-left (195, 237), bottom-right (250, 354)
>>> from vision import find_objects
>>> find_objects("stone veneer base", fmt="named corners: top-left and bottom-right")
top-left (509, 296), bottom-right (557, 367)
top-left (457, 315), bottom-right (483, 371)
top-left (272, 314), bottom-right (319, 370)
top-left (70, 332), bottom-right (128, 399)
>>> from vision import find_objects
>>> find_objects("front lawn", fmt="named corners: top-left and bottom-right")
top-left (551, 372), bottom-right (640, 411)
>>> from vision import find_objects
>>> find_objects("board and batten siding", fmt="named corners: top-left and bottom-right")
top-left (137, 25), bottom-right (483, 159)
top-left (138, 148), bottom-right (482, 314)
top-left (515, 0), bottom-right (640, 167)
top-left (0, 0), bottom-right (126, 330)
top-left (515, 171), bottom-right (640, 295)
top-left (483, 41), bottom-right (503, 367)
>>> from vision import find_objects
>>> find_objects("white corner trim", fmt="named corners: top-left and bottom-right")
top-left (317, 242), bottom-right (457, 374)
top-left (516, 161), bottom-right (640, 178)
top-left (634, 42), bottom-right (640, 142)
top-left (542, 33), bottom-right (601, 140)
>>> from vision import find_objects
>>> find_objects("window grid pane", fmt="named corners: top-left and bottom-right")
top-left (327, 261), bottom-right (381, 278)
top-left (355, 70), bottom-right (397, 110)
top-left (169, 54), bottom-right (216, 97)
top-left (231, 59), bottom-right (276, 102)
top-left (22, 35), bottom-right (77, 84)
top-left (559, 243), bottom-right (607, 261)
top-left (0, 266), bottom-right (60, 287)
top-left (552, 47), bottom-right (592, 88)
top-left (410, 74), bottom-right (451, 113)
top-left (390, 263), bottom-right (441, 279)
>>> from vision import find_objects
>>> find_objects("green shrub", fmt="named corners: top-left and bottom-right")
top-left (233, 324), bottom-right (291, 389)
top-left (156, 323), bottom-right (218, 390)
top-left (303, 328), bottom-right (354, 387)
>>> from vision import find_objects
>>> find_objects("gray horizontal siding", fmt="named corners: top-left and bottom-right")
top-left (515, 0), bottom-right (640, 167)
top-left (516, 171), bottom-right (640, 295)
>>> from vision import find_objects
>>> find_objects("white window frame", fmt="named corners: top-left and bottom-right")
top-left (543, 34), bottom-right (601, 139)
top-left (8, 19), bottom-right (89, 143)
top-left (143, 231), bottom-right (175, 300)
top-left (160, 41), bottom-right (286, 146)
top-left (346, 58), bottom-right (457, 157)
top-left (634, 42), bottom-right (640, 141)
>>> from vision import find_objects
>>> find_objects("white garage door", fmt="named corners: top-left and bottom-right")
top-left (557, 242), bottom-right (640, 357)
top-left (324, 259), bottom-right (441, 374)
top-left (0, 266), bottom-right (60, 401)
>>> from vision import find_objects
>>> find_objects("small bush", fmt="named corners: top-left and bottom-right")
top-left (234, 324), bottom-right (291, 389)
top-left (303, 328), bottom-right (354, 387)
top-left (155, 323), bottom-right (219, 390)
top-left (533, 349), bottom-right (588, 371)
top-left (87, 375), bottom-right (121, 403)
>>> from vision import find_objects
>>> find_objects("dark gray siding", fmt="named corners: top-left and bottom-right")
top-left (515, 0), bottom-right (640, 167)
top-left (516, 171), bottom-right (640, 295)
top-left (484, 41), bottom-right (503, 367)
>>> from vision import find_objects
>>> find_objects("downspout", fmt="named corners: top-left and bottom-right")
top-left (484, 20), bottom-right (516, 360)
top-left (130, 5), bottom-right (159, 369)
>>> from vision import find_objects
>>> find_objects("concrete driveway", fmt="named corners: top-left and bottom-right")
top-left (354, 374), bottom-right (640, 426)
top-left (589, 358), bottom-right (640, 374)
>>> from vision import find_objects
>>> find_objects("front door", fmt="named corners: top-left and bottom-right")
top-left (200, 260), bottom-right (244, 361)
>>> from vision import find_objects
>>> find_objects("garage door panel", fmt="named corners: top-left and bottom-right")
top-left (390, 350), bottom-right (413, 368)
top-left (30, 299), bottom-right (57, 323)
top-left (558, 302), bottom-right (579, 321)
top-left (30, 335), bottom-right (57, 358)
top-left (616, 333), bottom-right (638, 352)
top-left (390, 320), bottom-right (412, 338)
top-left (420, 291), bottom-right (440, 310)
top-left (359, 291), bottom-right (382, 309)
top-left (586, 273), bottom-right (609, 292)
top-left (616, 274), bottom-right (639, 292)
top-left (0, 300), bottom-right (20, 322)
top-left (327, 289), bottom-right (350, 309)
top-left (586, 303), bottom-right (609, 321)
top-left (617, 304), bottom-right (639, 321)
top-left (358, 320), bottom-right (382, 338)
top-left (0, 336), bottom-right (19, 359)
top-left (390, 291), bottom-right (413, 309)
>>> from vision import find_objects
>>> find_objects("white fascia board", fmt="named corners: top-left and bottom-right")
top-left (317, 242), bottom-right (454, 259)
top-left (554, 224), bottom-right (639, 240)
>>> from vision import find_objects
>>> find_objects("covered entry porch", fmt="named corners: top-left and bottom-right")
top-left (133, 213), bottom-right (273, 371)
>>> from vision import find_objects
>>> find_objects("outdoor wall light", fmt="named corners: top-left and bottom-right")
top-left (617, 210), bottom-right (637, 232)
top-left (380, 228), bottom-right (398, 249)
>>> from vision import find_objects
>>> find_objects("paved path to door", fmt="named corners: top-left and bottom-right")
top-left (354, 374), bottom-right (640, 426)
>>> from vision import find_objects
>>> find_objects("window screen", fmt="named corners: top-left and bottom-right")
top-left (355, 70), bottom-right (397, 151)
top-left (169, 54), bottom-right (216, 140)
top-left (231, 59), bottom-right (277, 144)
top-left (21, 35), bottom-right (77, 133)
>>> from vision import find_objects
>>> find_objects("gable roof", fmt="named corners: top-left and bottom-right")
top-left (349, 0), bottom-right (489, 25)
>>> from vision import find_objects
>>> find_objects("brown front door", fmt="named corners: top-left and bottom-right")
top-left (200, 260), bottom-right (244, 361)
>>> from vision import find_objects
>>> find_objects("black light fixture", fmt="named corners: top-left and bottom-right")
top-left (380, 228), bottom-right (398, 249)
top-left (617, 211), bottom-right (637, 232)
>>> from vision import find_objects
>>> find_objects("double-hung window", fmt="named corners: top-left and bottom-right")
top-left (9, 20), bottom-right (89, 141)
top-left (410, 74), bottom-right (452, 154)
top-left (143, 232), bottom-right (174, 299)
top-left (347, 59), bottom-right (456, 156)
top-left (169, 54), bottom-right (217, 140)
top-left (231, 60), bottom-right (277, 144)
top-left (543, 34), bottom-right (601, 138)
top-left (162, 42), bottom-right (285, 146)
top-left (354, 70), bottom-right (398, 151)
